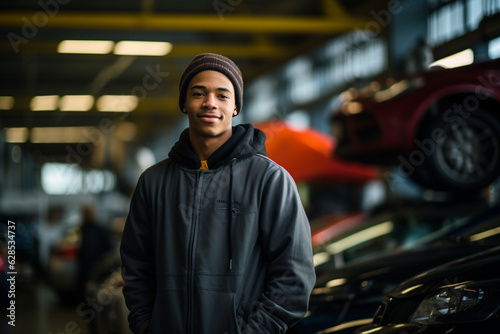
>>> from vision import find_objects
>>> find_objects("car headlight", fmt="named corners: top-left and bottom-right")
top-left (410, 284), bottom-right (499, 325)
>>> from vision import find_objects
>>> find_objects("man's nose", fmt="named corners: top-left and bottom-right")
top-left (203, 93), bottom-right (217, 109)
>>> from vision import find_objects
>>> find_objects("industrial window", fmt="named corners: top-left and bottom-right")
top-left (489, 35), bottom-right (500, 59)
top-left (428, 0), bottom-right (500, 46)
top-left (245, 31), bottom-right (387, 116)
top-left (41, 163), bottom-right (116, 195)
top-left (285, 32), bottom-right (387, 105)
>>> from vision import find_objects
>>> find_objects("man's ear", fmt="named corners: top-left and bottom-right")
top-left (233, 106), bottom-right (238, 116)
top-left (182, 107), bottom-right (187, 114)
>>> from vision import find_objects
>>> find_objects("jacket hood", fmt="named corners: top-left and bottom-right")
top-left (168, 123), bottom-right (267, 169)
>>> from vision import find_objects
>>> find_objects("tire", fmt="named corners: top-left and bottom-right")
top-left (414, 108), bottom-right (500, 192)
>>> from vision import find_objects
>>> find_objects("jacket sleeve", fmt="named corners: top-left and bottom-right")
top-left (242, 166), bottom-right (316, 333)
top-left (120, 173), bottom-right (156, 334)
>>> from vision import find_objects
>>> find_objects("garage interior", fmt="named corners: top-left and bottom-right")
top-left (1, 0), bottom-right (500, 333)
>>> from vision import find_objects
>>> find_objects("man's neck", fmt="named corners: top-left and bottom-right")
top-left (189, 130), bottom-right (232, 161)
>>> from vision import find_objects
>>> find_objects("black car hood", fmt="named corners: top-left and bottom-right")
top-left (314, 242), bottom-right (493, 291)
top-left (388, 246), bottom-right (500, 299)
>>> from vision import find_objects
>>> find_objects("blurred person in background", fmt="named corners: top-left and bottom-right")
top-left (77, 203), bottom-right (113, 299)
top-left (120, 53), bottom-right (315, 334)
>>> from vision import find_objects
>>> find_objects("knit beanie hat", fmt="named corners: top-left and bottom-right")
top-left (179, 53), bottom-right (243, 115)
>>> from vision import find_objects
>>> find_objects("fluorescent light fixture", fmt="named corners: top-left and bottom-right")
top-left (114, 41), bottom-right (172, 56)
top-left (326, 278), bottom-right (347, 288)
top-left (58, 40), bottom-right (114, 54)
top-left (0, 96), bottom-right (14, 110)
top-left (430, 48), bottom-right (474, 69)
top-left (5, 127), bottom-right (29, 143)
top-left (30, 95), bottom-right (59, 111)
top-left (59, 95), bottom-right (94, 111)
top-left (313, 251), bottom-right (330, 267)
top-left (31, 126), bottom-right (95, 143)
top-left (96, 95), bottom-right (138, 112)
top-left (326, 221), bottom-right (394, 254)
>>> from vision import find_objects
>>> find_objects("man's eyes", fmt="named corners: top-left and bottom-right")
top-left (192, 92), bottom-right (229, 99)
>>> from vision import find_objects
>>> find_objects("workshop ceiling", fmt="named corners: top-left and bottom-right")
top-left (0, 0), bottom-right (386, 162)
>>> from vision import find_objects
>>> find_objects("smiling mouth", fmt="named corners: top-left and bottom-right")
top-left (198, 114), bottom-right (221, 122)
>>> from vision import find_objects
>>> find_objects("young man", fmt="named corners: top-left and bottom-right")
top-left (120, 53), bottom-right (315, 334)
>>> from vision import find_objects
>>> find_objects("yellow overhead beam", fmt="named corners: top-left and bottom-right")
top-left (169, 43), bottom-right (291, 58)
top-left (321, 0), bottom-right (350, 18)
top-left (0, 11), bottom-right (368, 34)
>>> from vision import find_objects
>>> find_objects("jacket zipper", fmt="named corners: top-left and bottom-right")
top-left (187, 170), bottom-right (202, 333)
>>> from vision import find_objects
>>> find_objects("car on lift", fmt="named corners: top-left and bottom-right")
top-left (289, 201), bottom-right (500, 334)
top-left (331, 58), bottom-right (500, 192)
top-left (355, 246), bottom-right (500, 334)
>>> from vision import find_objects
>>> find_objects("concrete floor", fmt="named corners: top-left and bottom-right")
top-left (1, 277), bottom-right (91, 334)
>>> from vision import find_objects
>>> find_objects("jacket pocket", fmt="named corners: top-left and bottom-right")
top-left (194, 289), bottom-right (240, 334)
top-left (148, 290), bottom-right (186, 333)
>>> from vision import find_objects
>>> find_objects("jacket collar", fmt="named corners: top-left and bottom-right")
top-left (168, 123), bottom-right (267, 170)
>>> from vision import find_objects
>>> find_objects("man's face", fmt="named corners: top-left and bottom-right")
top-left (184, 70), bottom-right (237, 140)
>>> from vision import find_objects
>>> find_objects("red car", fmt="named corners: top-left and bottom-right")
top-left (331, 59), bottom-right (500, 192)
top-left (256, 120), bottom-right (377, 185)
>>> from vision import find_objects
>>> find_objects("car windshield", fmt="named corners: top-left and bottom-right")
top-left (313, 202), bottom-right (492, 272)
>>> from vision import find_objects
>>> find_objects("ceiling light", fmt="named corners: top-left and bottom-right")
top-left (58, 40), bottom-right (114, 54)
top-left (31, 126), bottom-right (95, 143)
top-left (114, 41), bottom-right (172, 56)
top-left (5, 127), bottom-right (29, 143)
top-left (0, 96), bottom-right (14, 110)
top-left (30, 95), bottom-right (59, 111)
top-left (96, 95), bottom-right (138, 112)
top-left (59, 95), bottom-right (94, 111)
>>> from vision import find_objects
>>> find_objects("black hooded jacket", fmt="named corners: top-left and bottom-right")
top-left (120, 123), bottom-right (315, 334)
